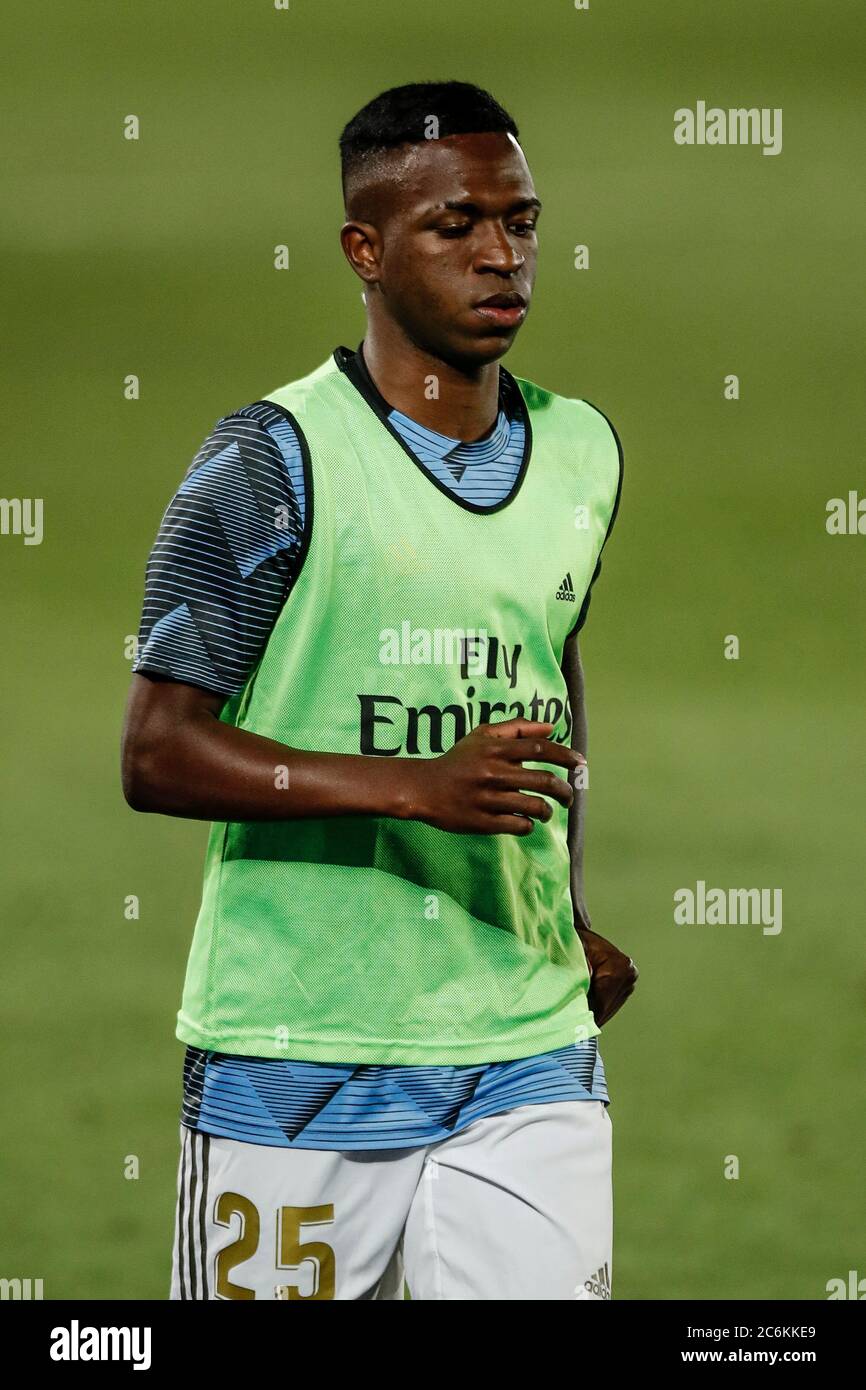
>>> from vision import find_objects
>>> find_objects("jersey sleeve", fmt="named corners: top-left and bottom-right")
top-left (572, 402), bottom-right (624, 636)
top-left (132, 403), bottom-right (308, 697)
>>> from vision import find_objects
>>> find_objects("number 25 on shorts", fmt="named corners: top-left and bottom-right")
top-left (214, 1193), bottom-right (336, 1300)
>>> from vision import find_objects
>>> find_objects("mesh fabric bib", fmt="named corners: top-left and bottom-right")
top-left (176, 348), bottom-right (621, 1064)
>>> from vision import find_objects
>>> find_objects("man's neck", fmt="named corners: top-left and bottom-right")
top-left (359, 321), bottom-right (503, 443)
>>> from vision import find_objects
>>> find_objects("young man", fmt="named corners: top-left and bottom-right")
top-left (122, 80), bottom-right (636, 1301)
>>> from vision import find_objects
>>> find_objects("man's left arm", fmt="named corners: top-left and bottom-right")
top-left (562, 630), bottom-right (638, 1026)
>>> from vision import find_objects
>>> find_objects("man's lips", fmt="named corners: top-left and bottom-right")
top-left (472, 293), bottom-right (528, 328)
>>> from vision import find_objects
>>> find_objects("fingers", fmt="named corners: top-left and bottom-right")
top-left (476, 720), bottom-right (586, 778)
top-left (477, 811), bottom-right (537, 836)
top-left (498, 767), bottom-right (574, 809)
top-left (483, 718), bottom-right (555, 739)
top-left (495, 737), bottom-right (585, 773)
top-left (483, 791), bottom-right (559, 824)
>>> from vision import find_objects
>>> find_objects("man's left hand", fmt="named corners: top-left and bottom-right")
top-left (577, 926), bottom-right (638, 1027)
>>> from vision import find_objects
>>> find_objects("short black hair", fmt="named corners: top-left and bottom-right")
top-left (339, 81), bottom-right (520, 201)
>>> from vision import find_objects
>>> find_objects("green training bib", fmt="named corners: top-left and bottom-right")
top-left (176, 346), bottom-right (622, 1063)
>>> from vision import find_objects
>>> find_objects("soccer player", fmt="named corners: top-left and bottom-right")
top-left (121, 80), bottom-right (636, 1301)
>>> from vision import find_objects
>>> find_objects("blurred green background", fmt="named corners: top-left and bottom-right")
top-left (1, 0), bottom-right (863, 1300)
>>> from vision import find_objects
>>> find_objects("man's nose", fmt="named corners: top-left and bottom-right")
top-left (475, 224), bottom-right (525, 273)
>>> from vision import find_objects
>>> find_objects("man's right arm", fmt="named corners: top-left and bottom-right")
top-left (122, 671), bottom-right (419, 821)
top-left (121, 674), bottom-right (578, 834)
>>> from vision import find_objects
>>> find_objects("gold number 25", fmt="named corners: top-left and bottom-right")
top-left (215, 1193), bottom-right (336, 1300)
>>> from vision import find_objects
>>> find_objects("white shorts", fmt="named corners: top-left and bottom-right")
top-left (171, 1099), bottom-right (612, 1301)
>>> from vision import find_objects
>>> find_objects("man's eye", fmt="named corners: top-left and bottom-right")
top-left (437, 224), bottom-right (471, 237)
top-left (511, 222), bottom-right (538, 236)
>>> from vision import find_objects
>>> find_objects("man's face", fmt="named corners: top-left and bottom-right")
top-left (347, 131), bottom-right (540, 368)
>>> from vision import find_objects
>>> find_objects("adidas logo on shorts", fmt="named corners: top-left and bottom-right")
top-left (576, 1262), bottom-right (611, 1300)
top-left (556, 572), bottom-right (576, 602)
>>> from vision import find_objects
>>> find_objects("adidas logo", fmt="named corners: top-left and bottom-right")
top-left (556, 572), bottom-right (576, 602)
top-left (579, 1262), bottom-right (611, 1300)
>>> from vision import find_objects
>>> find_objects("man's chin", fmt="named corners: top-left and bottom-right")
top-left (453, 327), bottom-right (521, 366)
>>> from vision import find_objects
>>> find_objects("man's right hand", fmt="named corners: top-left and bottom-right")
top-left (399, 718), bottom-right (585, 835)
